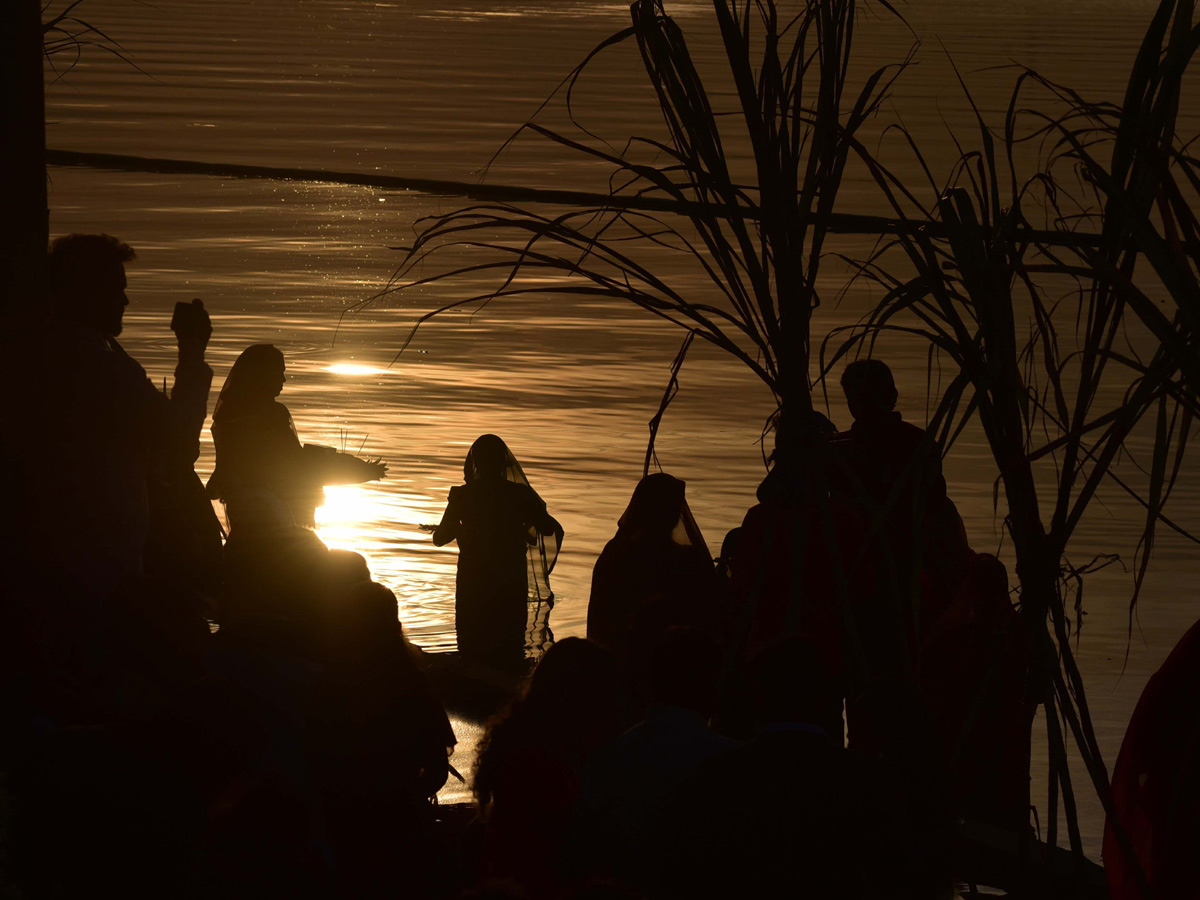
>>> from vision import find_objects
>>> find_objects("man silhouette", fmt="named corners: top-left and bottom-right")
top-left (832, 359), bottom-right (965, 687)
top-left (7, 234), bottom-right (214, 680)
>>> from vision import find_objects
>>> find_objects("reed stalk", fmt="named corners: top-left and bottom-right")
top-left (369, 0), bottom-right (909, 428)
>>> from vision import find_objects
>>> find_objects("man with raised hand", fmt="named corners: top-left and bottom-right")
top-left (10, 234), bottom-right (214, 683)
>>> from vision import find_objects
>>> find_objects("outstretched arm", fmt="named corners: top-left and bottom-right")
top-left (301, 444), bottom-right (387, 485)
top-left (431, 488), bottom-right (462, 547)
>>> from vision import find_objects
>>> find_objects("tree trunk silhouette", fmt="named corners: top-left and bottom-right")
top-left (1, 0), bottom-right (48, 326)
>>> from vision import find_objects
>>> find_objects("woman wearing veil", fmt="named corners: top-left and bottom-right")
top-left (206, 344), bottom-right (386, 533)
top-left (587, 473), bottom-right (721, 673)
top-left (432, 434), bottom-right (563, 671)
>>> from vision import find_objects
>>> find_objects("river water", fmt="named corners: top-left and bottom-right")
top-left (44, 0), bottom-right (1200, 853)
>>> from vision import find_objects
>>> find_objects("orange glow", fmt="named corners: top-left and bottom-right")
top-left (325, 362), bottom-right (389, 376)
top-left (315, 484), bottom-right (458, 651)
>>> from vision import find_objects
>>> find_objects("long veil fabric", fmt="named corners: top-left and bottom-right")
top-left (616, 472), bottom-right (709, 553)
top-left (464, 435), bottom-right (563, 658)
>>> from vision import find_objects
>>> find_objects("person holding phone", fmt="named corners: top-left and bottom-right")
top-left (8, 234), bottom-right (216, 681)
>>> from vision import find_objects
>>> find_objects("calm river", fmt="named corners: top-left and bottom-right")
top-left (44, 0), bottom-right (1200, 851)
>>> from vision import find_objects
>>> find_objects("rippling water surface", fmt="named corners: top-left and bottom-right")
top-left (45, 0), bottom-right (1200, 845)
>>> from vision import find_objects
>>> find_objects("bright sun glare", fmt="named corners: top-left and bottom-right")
top-left (315, 483), bottom-right (380, 548)
top-left (326, 362), bottom-right (388, 376)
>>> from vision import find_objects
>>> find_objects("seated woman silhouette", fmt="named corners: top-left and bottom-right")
top-left (206, 344), bottom-right (386, 533)
top-left (432, 434), bottom-right (562, 671)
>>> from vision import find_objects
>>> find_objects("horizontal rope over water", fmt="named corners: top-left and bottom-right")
top-left (47, 148), bottom-right (1103, 248)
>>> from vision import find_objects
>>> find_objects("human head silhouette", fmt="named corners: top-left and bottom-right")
top-left (48, 233), bottom-right (135, 337)
top-left (618, 472), bottom-right (686, 537)
top-left (515, 638), bottom-right (623, 748)
top-left (465, 434), bottom-right (510, 481)
top-left (841, 359), bottom-right (898, 423)
top-left (218, 344), bottom-right (286, 412)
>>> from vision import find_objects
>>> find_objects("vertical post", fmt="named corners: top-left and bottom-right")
top-left (1, 0), bottom-right (49, 328)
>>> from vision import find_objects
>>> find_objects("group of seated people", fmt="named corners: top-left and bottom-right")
top-left (0, 233), bottom-right (1032, 899)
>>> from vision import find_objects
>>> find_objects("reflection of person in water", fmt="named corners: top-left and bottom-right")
top-left (205, 344), bottom-right (386, 532)
top-left (432, 434), bottom-right (562, 671)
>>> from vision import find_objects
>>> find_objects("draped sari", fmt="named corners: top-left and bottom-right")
top-left (207, 345), bottom-right (382, 532)
top-left (433, 435), bottom-right (563, 669)
top-left (587, 473), bottom-right (720, 668)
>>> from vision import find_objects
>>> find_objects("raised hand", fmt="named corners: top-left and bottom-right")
top-left (172, 298), bottom-right (212, 363)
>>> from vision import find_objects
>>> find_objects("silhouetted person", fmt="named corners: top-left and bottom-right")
top-left (432, 434), bottom-right (562, 672)
top-left (920, 495), bottom-right (973, 620)
top-left (145, 388), bottom-right (226, 605)
top-left (587, 473), bottom-right (721, 686)
top-left (844, 676), bottom-right (954, 896)
top-left (7, 233), bottom-right (213, 688)
top-left (1105, 615), bottom-right (1200, 900)
top-left (310, 581), bottom-right (456, 899)
top-left (727, 417), bottom-right (871, 740)
top-left (92, 575), bottom-right (211, 720)
top-left (649, 637), bottom-right (922, 900)
top-left (472, 638), bottom-right (623, 899)
top-left (576, 628), bottom-right (735, 884)
top-left (836, 359), bottom-right (946, 526)
top-left (207, 543), bottom-right (389, 886)
top-left (713, 525), bottom-right (741, 585)
top-left (206, 344), bottom-right (386, 533)
top-left (833, 359), bottom-right (963, 662)
top-left (219, 520), bottom-right (370, 659)
top-left (919, 553), bottom-right (1030, 835)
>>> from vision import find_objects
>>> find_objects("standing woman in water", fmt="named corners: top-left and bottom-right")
top-left (206, 344), bottom-right (386, 533)
top-left (432, 434), bottom-right (563, 670)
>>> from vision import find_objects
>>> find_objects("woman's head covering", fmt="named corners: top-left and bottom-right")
top-left (214, 344), bottom-right (286, 421)
top-left (463, 433), bottom-right (512, 482)
top-left (463, 434), bottom-right (563, 610)
top-left (617, 472), bottom-right (708, 549)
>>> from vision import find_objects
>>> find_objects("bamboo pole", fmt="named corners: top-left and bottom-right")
top-left (45, 148), bottom-right (1106, 249)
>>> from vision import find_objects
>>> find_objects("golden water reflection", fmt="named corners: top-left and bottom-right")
top-left (315, 484), bottom-right (480, 799)
top-left (47, 0), bottom-right (1200, 854)
top-left (316, 483), bottom-right (458, 652)
top-left (325, 362), bottom-right (391, 376)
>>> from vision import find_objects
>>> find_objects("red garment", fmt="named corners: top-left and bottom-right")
top-left (731, 496), bottom-right (872, 682)
top-left (478, 745), bottom-right (581, 898)
top-left (835, 412), bottom-right (947, 533)
top-left (919, 554), bottom-right (1030, 831)
top-left (830, 413), bottom-right (949, 606)
top-left (1104, 616), bottom-right (1200, 899)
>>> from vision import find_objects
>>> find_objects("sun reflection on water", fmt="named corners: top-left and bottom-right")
top-left (315, 483), bottom-right (458, 652)
top-left (326, 362), bottom-right (390, 376)
top-left (314, 482), bottom-right (389, 548)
